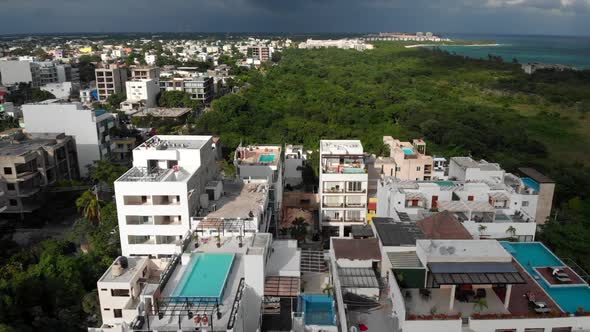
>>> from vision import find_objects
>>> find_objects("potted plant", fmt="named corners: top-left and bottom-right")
top-left (478, 224), bottom-right (487, 238)
top-left (506, 226), bottom-right (517, 239)
top-left (193, 232), bottom-right (199, 248)
top-left (473, 298), bottom-right (488, 313)
top-left (238, 234), bottom-right (243, 248)
top-left (216, 234), bottom-right (221, 248)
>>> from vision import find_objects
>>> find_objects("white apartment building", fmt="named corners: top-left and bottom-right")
top-left (376, 157), bottom-right (555, 241)
top-left (298, 39), bottom-right (374, 51)
top-left (319, 140), bottom-right (368, 237)
top-left (159, 76), bottom-right (214, 104)
top-left (120, 79), bottom-right (159, 111)
top-left (22, 100), bottom-right (115, 176)
top-left (0, 60), bottom-right (41, 87)
top-left (114, 135), bottom-right (218, 257)
top-left (95, 66), bottom-right (128, 101)
top-left (144, 54), bottom-right (157, 66)
top-left (284, 144), bottom-right (306, 187)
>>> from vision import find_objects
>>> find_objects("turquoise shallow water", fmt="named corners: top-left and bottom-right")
top-left (172, 253), bottom-right (235, 300)
top-left (432, 34), bottom-right (590, 69)
top-left (501, 242), bottom-right (590, 313)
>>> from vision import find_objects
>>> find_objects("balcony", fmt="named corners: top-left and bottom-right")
top-left (345, 202), bottom-right (366, 208)
top-left (344, 218), bottom-right (366, 223)
top-left (323, 202), bottom-right (344, 208)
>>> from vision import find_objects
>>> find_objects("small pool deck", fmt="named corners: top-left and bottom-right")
top-left (534, 266), bottom-right (586, 286)
top-left (507, 259), bottom-right (563, 315)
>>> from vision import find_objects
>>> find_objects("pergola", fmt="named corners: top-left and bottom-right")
top-left (489, 192), bottom-right (510, 209)
top-left (438, 200), bottom-right (496, 222)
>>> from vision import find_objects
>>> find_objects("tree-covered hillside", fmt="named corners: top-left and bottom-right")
top-left (195, 42), bottom-right (590, 270)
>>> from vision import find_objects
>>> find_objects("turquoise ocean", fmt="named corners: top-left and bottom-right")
top-left (431, 34), bottom-right (590, 69)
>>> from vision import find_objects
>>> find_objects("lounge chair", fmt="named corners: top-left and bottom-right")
top-left (555, 275), bottom-right (572, 283)
top-left (549, 267), bottom-right (569, 278)
top-left (532, 302), bottom-right (551, 314)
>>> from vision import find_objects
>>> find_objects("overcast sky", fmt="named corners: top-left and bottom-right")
top-left (0, 0), bottom-right (589, 35)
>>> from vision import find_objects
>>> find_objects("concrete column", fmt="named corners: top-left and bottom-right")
top-left (449, 285), bottom-right (456, 311)
top-left (504, 285), bottom-right (512, 309)
top-left (339, 224), bottom-right (345, 237)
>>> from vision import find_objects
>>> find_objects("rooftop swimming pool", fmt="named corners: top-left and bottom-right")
top-left (259, 154), bottom-right (276, 163)
top-left (299, 294), bottom-right (336, 326)
top-left (501, 242), bottom-right (590, 313)
top-left (172, 253), bottom-right (235, 302)
top-left (521, 177), bottom-right (540, 192)
top-left (402, 147), bottom-right (414, 155)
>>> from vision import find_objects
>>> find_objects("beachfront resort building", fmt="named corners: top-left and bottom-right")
top-left (21, 100), bottom-right (115, 176)
top-left (319, 140), bottom-right (368, 237)
top-left (376, 157), bottom-right (554, 241)
top-left (114, 135), bottom-right (219, 257)
top-left (298, 39), bottom-right (374, 51)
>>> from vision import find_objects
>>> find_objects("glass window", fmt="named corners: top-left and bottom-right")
top-left (114, 309), bottom-right (123, 318)
top-left (347, 182), bottom-right (362, 192)
top-left (522, 201), bottom-right (529, 207)
top-left (3, 167), bottom-right (12, 175)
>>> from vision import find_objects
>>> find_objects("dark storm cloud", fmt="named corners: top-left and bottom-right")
top-left (0, 0), bottom-right (588, 35)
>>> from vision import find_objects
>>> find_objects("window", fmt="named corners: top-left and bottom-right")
top-left (524, 329), bottom-right (544, 332)
top-left (468, 195), bottom-right (474, 201)
top-left (522, 201), bottom-right (529, 207)
top-left (3, 167), bottom-right (12, 175)
top-left (6, 183), bottom-right (15, 191)
top-left (347, 181), bottom-right (362, 192)
top-left (551, 328), bottom-right (571, 332)
top-left (395, 166), bottom-right (401, 172)
top-left (103, 308), bottom-right (110, 311)
top-left (9, 199), bottom-right (17, 206)
top-left (111, 289), bottom-right (130, 297)
top-left (100, 288), bottom-right (107, 291)
top-left (416, 166), bottom-right (421, 171)
top-left (114, 309), bottom-right (123, 318)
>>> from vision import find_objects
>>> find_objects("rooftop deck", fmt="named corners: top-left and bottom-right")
top-left (235, 145), bottom-right (281, 166)
top-left (198, 181), bottom-right (269, 219)
top-left (135, 135), bottom-right (210, 151)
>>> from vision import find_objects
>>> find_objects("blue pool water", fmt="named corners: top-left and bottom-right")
top-left (501, 242), bottom-right (590, 313)
top-left (299, 294), bottom-right (336, 326)
top-left (94, 109), bottom-right (108, 117)
top-left (402, 148), bottom-right (414, 155)
top-left (521, 177), bottom-right (540, 192)
top-left (172, 253), bottom-right (235, 301)
top-left (259, 154), bottom-right (275, 163)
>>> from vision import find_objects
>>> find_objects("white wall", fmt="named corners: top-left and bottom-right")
top-left (469, 316), bottom-right (590, 332)
top-left (22, 102), bottom-right (113, 176)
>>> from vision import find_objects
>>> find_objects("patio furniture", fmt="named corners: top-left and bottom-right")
top-left (555, 275), bottom-right (572, 283)
top-left (548, 267), bottom-right (569, 278)
top-left (475, 289), bottom-right (487, 299)
top-left (532, 302), bottom-right (551, 314)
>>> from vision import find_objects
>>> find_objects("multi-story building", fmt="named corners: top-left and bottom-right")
top-left (319, 140), bottom-right (368, 237)
top-left (0, 132), bottom-right (78, 217)
top-left (376, 157), bottom-right (554, 241)
top-left (130, 66), bottom-right (159, 81)
top-left (298, 39), bottom-right (374, 51)
top-left (248, 46), bottom-right (272, 62)
top-left (284, 144), bottom-right (306, 187)
top-left (95, 65), bottom-right (128, 101)
top-left (36, 61), bottom-right (58, 85)
top-left (56, 64), bottom-right (80, 83)
top-left (159, 76), bottom-right (214, 104)
top-left (0, 60), bottom-right (41, 87)
top-left (120, 79), bottom-right (159, 110)
top-left (234, 144), bottom-right (283, 233)
top-left (40, 82), bottom-right (74, 100)
top-left (382, 136), bottom-right (435, 180)
top-left (22, 100), bottom-right (115, 176)
top-left (110, 137), bottom-right (136, 166)
top-left (114, 135), bottom-right (219, 257)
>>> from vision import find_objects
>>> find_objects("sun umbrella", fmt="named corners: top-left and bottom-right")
top-left (359, 323), bottom-right (369, 331)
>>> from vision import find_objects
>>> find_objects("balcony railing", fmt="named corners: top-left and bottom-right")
top-left (322, 203), bottom-right (344, 208)
top-left (323, 188), bottom-right (344, 193)
top-left (345, 218), bottom-right (366, 223)
top-left (345, 188), bottom-right (366, 194)
top-left (345, 203), bottom-right (366, 208)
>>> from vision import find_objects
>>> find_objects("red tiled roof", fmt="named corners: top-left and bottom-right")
top-left (416, 211), bottom-right (473, 240)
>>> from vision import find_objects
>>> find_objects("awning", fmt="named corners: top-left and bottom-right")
top-left (489, 192), bottom-right (510, 201)
top-left (387, 251), bottom-right (424, 269)
top-left (338, 268), bottom-right (380, 289)
top-left (405, 192), bottom-right (426, 201)
top-left (427, 262), bottom-right (526, 286)
top-left (264, 276), bottom-right (300, 298)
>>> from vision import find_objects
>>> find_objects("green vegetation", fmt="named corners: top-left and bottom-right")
top-left (7, 83), bottom-right (56, 105)
top-left (106, 92), bottom-right (126, 109)
top-left (157, 90), bottom-right (201, 109)
top-left (194, 42), bottom-right (590, 271)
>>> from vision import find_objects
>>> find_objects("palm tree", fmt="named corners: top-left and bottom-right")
top-left (290, 217), bottom-right (309, 242)
top-left (478, 224), bottom-right (487, 237)
top-left (506, 226), bottom-right (517, 238)
top-left (473, 298), bottom-right (488, 313)
top-left (322, 284), bottom-right (334, 295)
top-left (76, 190), bottom-right (101, 223)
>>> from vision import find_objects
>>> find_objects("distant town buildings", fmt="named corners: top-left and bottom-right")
top-left (298, 39), bottom-right (374, 51)
top-left (366, 32), bottom-right (450, 42)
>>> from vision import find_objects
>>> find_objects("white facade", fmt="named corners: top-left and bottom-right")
top-left (319, 140), bottom-right (368, 237)
top-left (376, 170), bottom-right (540, 241)
top-left (120, 79), bottom-right (159, 110)
top-left (40, 81), bottom-right (74, 100)
top-left (0, 60), bottom-right (40, 87)
top-left (22, 100), bottom-right (115, 176)
top-left (144, 54), bottom-right (157, 66)
top-left (284, 145), bottom-right (306, 187)
top-left (114, 135), bottom-right (218, 257)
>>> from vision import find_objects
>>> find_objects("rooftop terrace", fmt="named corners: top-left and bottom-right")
top-left (198, 180), bottom-right (269, 219)
top-left (135, 135), bottom-right (210, 151)
top-left (235, 145), bottom-right (281, 166)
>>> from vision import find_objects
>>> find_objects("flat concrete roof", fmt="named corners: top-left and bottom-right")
top-left (99, 257), bottom-right (146, 283)
top-left (417, 239), bottom-right (512, 263)
top-left (320, 140), bottom-right (363, 155)
top-left (132, 107), bottom-right (192, 118)
top-left (204, 181), bottom-right (269, 219)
